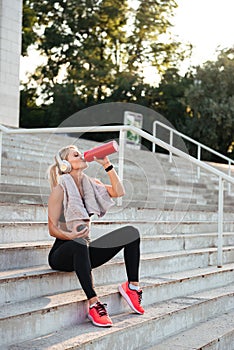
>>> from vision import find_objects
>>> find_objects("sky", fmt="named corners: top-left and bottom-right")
top-left (172, 0), bottom-right (234, 69)
top-left (20, 0), bottom-right (234, 83)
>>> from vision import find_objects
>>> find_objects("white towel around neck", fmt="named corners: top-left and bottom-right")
top-left (59, 173), bottom-right (115, 231)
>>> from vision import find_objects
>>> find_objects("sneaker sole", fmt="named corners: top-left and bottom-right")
top-left (88, 314), bottom-right (113, 327)
top-left (118, 285), bottom-right (144, 315)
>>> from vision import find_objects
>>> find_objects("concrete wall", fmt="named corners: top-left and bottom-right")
top-left (0, 0), bottom-right (22, 127)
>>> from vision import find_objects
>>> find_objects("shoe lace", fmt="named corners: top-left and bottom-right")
top-left (137, 290), bottom-right (142, 304)
top-left (95, 302), bottom-right (108, 317)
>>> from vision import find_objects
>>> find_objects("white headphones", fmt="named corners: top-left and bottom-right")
top-left (55, 152), bottom-right (72, 173)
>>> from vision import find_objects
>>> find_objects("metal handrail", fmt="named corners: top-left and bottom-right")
top-left (153, 120), bottom-right (234, 193)
top-left (1, 123), bottom-right (234, 268)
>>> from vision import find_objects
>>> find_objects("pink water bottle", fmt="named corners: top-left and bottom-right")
top-left (84, 140), bottom-right (119, 162)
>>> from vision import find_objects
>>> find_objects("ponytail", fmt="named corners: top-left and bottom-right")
top-left (47, 163), bottom-right (59, 190)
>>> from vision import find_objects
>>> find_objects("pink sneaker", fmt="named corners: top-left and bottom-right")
top-left (88, 301), bottom-right (113, 327)
top-left (119, 282), bottom-right (144, 314)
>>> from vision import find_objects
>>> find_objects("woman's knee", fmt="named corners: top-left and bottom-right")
top-left (123, 225), bottom-right (140, 243)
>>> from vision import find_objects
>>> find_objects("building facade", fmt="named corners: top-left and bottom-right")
top-left (0, 0), bottom-right (22, 127)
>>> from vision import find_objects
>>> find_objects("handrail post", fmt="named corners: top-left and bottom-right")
top-left (217, 176), bottom-right (224, 268)
top-left (117, 129), bottom-right (125, 206)
top-left (0, 130), bottom-right (2, 184)
top-left (169, 130), bottom-right (173, 163)
top-left (152, 121), bottom-right (156, 153)
top-left (197, 144), bottom-right (201, 179)
top-left (228, 161), bottom-right (231, 194)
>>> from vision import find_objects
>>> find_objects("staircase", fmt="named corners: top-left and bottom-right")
top-left (0, 132), bottom-right (234, 349)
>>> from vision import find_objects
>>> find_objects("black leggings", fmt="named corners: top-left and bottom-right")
top-left (48, 225), bottom-right (140, 299)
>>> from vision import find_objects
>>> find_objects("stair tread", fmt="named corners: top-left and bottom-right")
top-left (2, 219), bottom-right (232, 224)
top-left (1, 262), bottom-right (234, 283)
top-left (148, 308), bottom-right (234, 349)
top-left (7, 284), bottom-right (234, 350)
top-left (0, 241), bottom-right (52, 249)
top-left (1, 241), bottom-right (234, 254)
top-left (1, 264), bottom-right (234, 319)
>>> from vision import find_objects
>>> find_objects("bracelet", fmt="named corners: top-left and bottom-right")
top-left (105, 164), bottom-right (114, 172)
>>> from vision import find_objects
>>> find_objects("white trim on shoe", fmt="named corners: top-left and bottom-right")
top-left (87, 313), bottom-right (113, 327)
top-left (118, 285), bottom-right (143, 315)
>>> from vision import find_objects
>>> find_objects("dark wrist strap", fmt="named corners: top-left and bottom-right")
top-left (105, 164), bottom-right (114, 172)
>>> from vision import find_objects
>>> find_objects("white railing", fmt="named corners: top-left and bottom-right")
top-left (153, 120), bottom-right (234, 194)
top-left (1, 123), bottom-right (234, 268)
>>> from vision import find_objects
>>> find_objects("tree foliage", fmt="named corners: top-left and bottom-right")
top-left (21, 0), bottom-right (186, 106)
top-left (21, 1), bottom-right (234, 161)
top-left (153, 68), bottom-right (193, 127)
top-left (184, 48), bottom-right (234, 159)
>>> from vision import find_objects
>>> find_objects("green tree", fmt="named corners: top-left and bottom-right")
top-left (154, 68), bottom-right (193, 127)
top-left (22, 0), bottom-right (38, 55)
top-left (21, 1), bottom-right (187, 108)
top-left (20, 88), bottom-right (47, 128)
top-left (184, 48), bottom-right (234, 160)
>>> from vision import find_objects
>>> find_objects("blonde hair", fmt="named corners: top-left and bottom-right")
top-left (48, 145), bottom-right (78, 190)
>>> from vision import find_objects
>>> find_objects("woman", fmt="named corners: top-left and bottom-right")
top-left (47, 144), bottom-right (144, 328)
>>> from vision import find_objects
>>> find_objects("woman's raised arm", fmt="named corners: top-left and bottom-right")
top-left (93, 156), bottom-right (125, 198)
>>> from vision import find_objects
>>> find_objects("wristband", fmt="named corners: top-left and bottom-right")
top-left (105, 164), bottom-right (114, 172)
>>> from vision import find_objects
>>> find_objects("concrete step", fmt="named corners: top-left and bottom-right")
top-left (2, 133), bottom-right (94, 152)
top-left (2, 163), bottom-right (226, 201)
top-left (2, 186), bottom-right (232, 209)
top-left (2, 140), bottom-right (232, 186)
top-left (3, 132), bottom-right (228, 174)
top-left (1, 220), bottom-right (234, 244)
top-left (4, 284), bottom-right (234, 349)
top-left (1, 232), bottom-right (234, 259)
top-left (0, 136), bottom-right (193, 170)
top-left (1, 219), bottom-right (234, 244)
top-left (0, 184), bottom-right (48, 195)
top-left (3, 132), bottom-right (233, 177)
top-left (1, 165), bottom-right (206, 200)
top-left (147, 308), bottom-right (234, 349)
top-left (1, 202), bottom-right (234, 222)
top-left (1, 152), bottom-right (227, 188)
top-left (0, 188), bottom-right (213, 208)
top-left (1, 237), bottom-right (234, 271)
top-left (1, 259), bottom-right (234, 305)
top-left (0, 171), bottom-right (204, 200)
top-left (1, 163), bottom-right (49, 178)
top-left (0, 220), bottom-right (234, 239)
top-left (0, 174), bottom-right (49, 187)
top-left (0, 203), bottom-right (47, 222)
top-left (0, 172), bottom-right (206, 200)
top-left (0, 190), bottom-right (48, 205)
top-left (4, 183), bottom-right (204, 208)
top-left (92, 220), bottom-right (234, 235)
top-left (120, 199), bottom-right (234, 212)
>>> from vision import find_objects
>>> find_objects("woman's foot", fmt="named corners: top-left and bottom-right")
top-left (88, 301), bottom-right (113, 327)
top-left (118, 281), bottom-right (144, 314)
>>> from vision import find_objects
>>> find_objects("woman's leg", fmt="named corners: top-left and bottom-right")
top-left (48, 238), bottom-right (114, 327)
top-left (48, 238), bottom-right (97, 300)
top-left (89, 225), bottom-right (140, 283)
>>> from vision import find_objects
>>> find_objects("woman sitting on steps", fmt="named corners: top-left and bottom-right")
top-left (47, 144), bottom-right (144, 327)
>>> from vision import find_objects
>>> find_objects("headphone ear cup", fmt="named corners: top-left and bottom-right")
top-left (55, 153), bottom-right (72, 173)
top-left (59, 160), bottom-right (72, 173)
